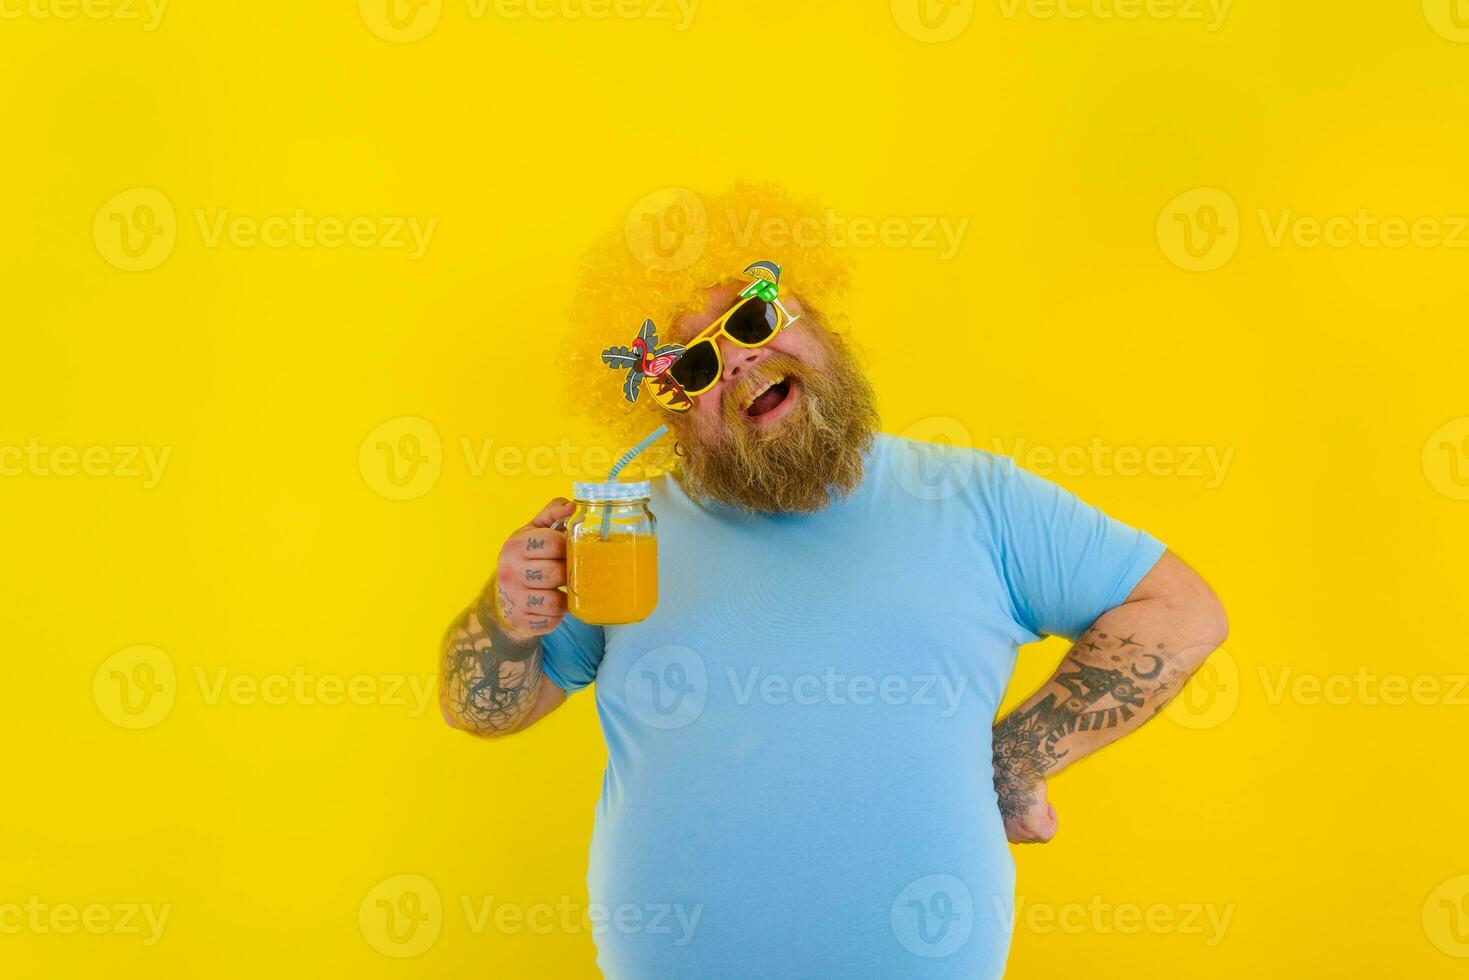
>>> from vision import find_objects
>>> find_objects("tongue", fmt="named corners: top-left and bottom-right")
top-left (747, 381), bottom-right (788, 418)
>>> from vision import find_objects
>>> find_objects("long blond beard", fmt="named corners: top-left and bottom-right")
top-left (668, 335), bottom-right (879, 514)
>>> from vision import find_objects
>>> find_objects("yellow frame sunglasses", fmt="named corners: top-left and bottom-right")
top-left (648, 293), bottom-right (802, 412)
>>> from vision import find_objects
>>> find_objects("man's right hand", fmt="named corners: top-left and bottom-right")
top-left (493, 497), bottom-right (576, 641)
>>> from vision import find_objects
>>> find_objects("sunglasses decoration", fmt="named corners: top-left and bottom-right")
top-left (600, 260), bottom-right (800, 415)
top-left (600, 317), bottom-right (687, 406)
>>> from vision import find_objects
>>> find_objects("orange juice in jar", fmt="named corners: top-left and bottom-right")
top-left (561, 482), bottom-right (659, 625)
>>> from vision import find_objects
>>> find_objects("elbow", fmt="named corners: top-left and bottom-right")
top-left (1160, 564), bottom-right (1228, 652)
top-left (440, 700), bottom-right (501, 739)
top-left (1187, 581), bottom-right (1229, 652)
top-left (439, 692), bottom-right (523, 740)
top-left (1201, 592), bottom-right (1229, 651)
top-left (439, 695), bottom-right (469, 734)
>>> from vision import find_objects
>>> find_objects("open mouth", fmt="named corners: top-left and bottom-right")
top-left (742, 376), bottom-right (793, 420)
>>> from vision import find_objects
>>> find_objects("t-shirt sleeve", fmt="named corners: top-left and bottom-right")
top-left (539, 613), bottom-right (606, 693)
top-left (979, 453), bottom-right (1166, 642)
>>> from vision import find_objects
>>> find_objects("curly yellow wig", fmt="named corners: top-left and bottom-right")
top-left (560, 182), bottom-right (857, 478)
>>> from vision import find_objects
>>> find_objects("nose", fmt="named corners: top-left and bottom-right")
top-left (718, 336), bottom-right (767, 383)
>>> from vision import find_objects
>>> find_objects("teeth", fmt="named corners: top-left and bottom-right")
top-left (743, 375), bottom-right (786, 412)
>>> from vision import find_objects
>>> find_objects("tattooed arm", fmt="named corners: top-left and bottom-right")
top-left (991, 551), bottom-right (1227, 843)
top-left (439, 498), bottom-right (574, 737)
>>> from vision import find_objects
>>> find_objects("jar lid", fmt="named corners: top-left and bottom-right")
top-left (573, 481), bottom-right (652, 502)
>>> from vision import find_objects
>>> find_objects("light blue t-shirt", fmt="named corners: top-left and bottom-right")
top-left (541, 433), bottom-right (1165, 979)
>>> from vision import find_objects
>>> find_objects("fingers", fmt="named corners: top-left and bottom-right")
top-left (495, 582), bottom-right (567, 636)
top-left (1035, 804), bottom-right (1058, 843)
top-left (491, 497), bottom-right (576, 639)
top-left (1003, 785), bottom-right (1059, 845)
top-left (528, 497), bottom-right (576, 529)
top-left (501, 558), bottom-right (565, 590)
top-left (508, 526), bottom-right (566, 560)
top-left (494, 556), bottom-right (567, 637)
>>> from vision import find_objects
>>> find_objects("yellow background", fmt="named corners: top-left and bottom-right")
top-left (4, 0), bottom-right (1468, 976)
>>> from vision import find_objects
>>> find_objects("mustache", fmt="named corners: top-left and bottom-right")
top-left (720, 352), bottom-right (811, 418)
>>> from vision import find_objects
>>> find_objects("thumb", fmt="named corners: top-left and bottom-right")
top-left (1038, 803), bottom-right (1059, 842)
top-left (529, 496), bottom-right (575, 528)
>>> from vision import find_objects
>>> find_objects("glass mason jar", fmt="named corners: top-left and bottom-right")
top-left (558, 481), bottom-right (658, 626)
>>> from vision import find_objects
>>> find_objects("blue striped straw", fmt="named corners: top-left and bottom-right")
top-left (600, 424), bottom-right (669, 539)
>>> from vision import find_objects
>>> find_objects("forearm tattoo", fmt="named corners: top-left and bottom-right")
top-left (439, 588), bottom-right (543, 735)
top-left (991, 627), bottom-right (1189, 819)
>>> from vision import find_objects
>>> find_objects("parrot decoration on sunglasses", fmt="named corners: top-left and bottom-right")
top-left (601, 260), bottom-right (791, 413)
